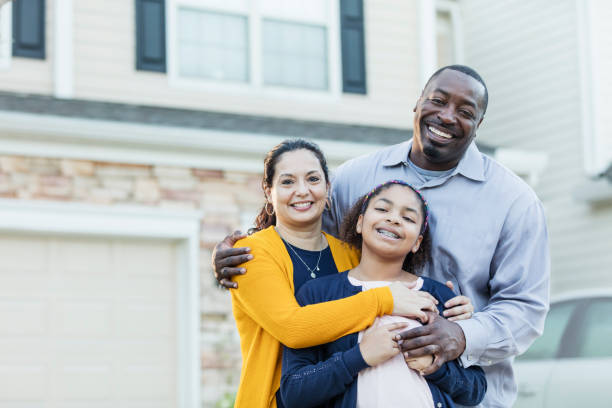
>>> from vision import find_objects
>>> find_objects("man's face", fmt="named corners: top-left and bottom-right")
top-left (412, 69), bottom-right (486, 171)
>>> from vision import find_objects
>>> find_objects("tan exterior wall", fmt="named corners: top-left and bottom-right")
top-left (0, 154), bottom-right (258, 406)
top-left (0, 0), bottom-right (422, 129)
top-left (0, 0), bottom-right (54, 93)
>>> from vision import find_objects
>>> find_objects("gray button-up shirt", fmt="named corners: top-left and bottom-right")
top-left (323, 140), bottom-right (550, 408)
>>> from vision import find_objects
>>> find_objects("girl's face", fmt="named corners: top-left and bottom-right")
top-left (357, 184), bottom-right (424, 259)
top-left (265, 149), bottom-right (328, 229)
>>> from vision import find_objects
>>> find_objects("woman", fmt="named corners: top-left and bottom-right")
top-left (280, 180), bottom-right (486, 407)
top-left (230, 140), bottom-right (470, 408)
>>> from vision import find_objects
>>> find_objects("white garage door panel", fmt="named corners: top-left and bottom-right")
top-left (0, 366), bottom-right (47, 399)
top-left (0, 300), bottom-right (47, 335)
top-left (0, 236), bottom-right (47, 273)
top-left (0, 234), bottom-right (178, 407)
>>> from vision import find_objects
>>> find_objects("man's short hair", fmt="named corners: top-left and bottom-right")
top-left (425, 65), bottom-right (489, 115)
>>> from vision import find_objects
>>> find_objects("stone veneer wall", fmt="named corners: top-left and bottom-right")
top-left (0, 155), bottom-right (264, 407)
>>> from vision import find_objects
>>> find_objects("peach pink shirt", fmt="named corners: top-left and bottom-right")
top-left (348, 276), bottom-right (434, 408)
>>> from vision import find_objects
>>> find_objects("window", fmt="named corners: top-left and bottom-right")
top-left (436, 9), bottom-right (454, 67)
top-left (262, 19), bottom-right (327, 90)
top-left (168, 0), bottom-right (338, 93)
top-left (517, 300), bottom-right (579, 361)
top-left (435, 0), bottom-right (463, 68)
top-left (178, 8), bottom-right (248, 82)
top-left (576, 299), bottom-right (612, 358)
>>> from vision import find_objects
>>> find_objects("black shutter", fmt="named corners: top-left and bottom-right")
top-left (136, 0), bottom-right (166, 72)
top-left (12, 0), bottom-right (45, 59)
top-left (340, 0), bottom-right (366, 94)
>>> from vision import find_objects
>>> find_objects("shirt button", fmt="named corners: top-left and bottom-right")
top-left (468, 355), bottom-right (473, 361)
top-left (437, 403), bottom-right (442, 407)
top-left (487, 360), bottom-right (492, 365)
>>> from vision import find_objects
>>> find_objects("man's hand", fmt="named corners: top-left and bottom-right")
top-left (396, 311), bottom-right (466, 375)
top-left (211, 230), bottom-right (252, 289)
top-left (443, 281), bottom-right (475, 321)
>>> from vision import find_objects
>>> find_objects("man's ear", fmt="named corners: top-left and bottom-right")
top-left (477, 114), bottom-right (484, 128)
top-left (412, 235), bottom-right (424, 253)
top-left (356, 214), bottom-right (363, 234)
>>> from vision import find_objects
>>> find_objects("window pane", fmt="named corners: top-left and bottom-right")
top-left (517, 301), bottom-right (578, 361)
top-left (436, 10), bottom-right (454, 68)
top-left (262, 19), bottom-right (328, 90)
top-left (576, 299), bottom-right (612, 358)
top-left (178, 8), bottom-right (248, 82)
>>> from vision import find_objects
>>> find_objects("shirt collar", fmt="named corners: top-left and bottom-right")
top-left (382, 139), bottom-right (486, 182)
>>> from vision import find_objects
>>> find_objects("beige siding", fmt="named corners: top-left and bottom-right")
top-left (71, 0), bottom-right (420, 129)
top-left (0, 0), bottom-right (54, 93)
top-left (461, 0), bottom-right (612, 294)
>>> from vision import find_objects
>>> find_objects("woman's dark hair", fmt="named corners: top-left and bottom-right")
top-left (339, 182), bottom-right (431, 275)
top-left (253, 139), bottom-right (330, 231)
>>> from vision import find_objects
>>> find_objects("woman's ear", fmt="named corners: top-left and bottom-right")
top-left (356, 214), bottom-right (363, 234)
top-left (264, 186), bottom-right (272, 204)
top-left (411, 235), bottom-right (424, 253)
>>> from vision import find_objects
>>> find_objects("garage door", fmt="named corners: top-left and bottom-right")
top-left (0, 233), bottom-right (178, 408)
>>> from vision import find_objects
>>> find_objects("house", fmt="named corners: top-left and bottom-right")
top-left (0, 0), bottom-right (608, 407)
top-left (459, 0), bottom-right (612, 293)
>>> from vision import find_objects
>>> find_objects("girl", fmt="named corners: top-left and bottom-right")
top-left (280, 180), bottom-right (487, 408)
top-left (230, 141), bottom-right (459, 408)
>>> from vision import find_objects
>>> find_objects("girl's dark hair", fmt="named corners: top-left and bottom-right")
top-left (339, 183), bottom-right (431, 275)
top-left (253, 139), bottom-right (330, 231)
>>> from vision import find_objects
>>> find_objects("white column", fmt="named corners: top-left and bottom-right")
top-left (54, 0), bottom-right (74, 98)
top-left (418, 0), bottom-right (437, 89)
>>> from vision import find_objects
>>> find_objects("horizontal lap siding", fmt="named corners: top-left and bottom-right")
top-left (72, 0), bottom-right (420, 129)
top-left (461, 0), bottom-right (612, 294)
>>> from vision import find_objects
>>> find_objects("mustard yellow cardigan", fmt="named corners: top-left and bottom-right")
top-left (230, 226), bottom-right (394, 408)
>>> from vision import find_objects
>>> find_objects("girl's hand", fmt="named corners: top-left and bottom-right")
top-left (359, 321), bottom-right (408, 367)
top-left (442, 281), bottom-right (474, 321)
top-left (406, 354), bottom-right (435, 373)
top-left (389, 281), bottom-right (438, 323)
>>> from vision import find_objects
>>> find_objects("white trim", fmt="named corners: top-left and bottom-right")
top-left (437, 0), bottom-right (464, 64)
top-left (166, 0), bottom-right (342, 101)
top-left (0, 110), bottom-right (385, 172)
top-left (54, 0), bottom-right (74, 98)
top-left (0, 1), bottom-right (11, 71)
top-left (0, 199), bottom-right (202, 408)
top-left (493, 148), bottom-right (548, 187)
top-left (576, 0), bottom-right (600, 176)
top-left (418, 0), bottom-right (437, 88)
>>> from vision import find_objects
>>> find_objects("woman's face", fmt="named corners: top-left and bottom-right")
top-left (266, 149), bottom-right (328, 229)
top-left (357, 184), bottom-right (424, 259)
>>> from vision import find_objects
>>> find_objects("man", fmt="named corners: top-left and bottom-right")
top-left (213, 65), bottom-right (550, 407)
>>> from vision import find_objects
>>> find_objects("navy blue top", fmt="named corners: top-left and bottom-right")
top-left (281, 240), bottom-right (338, 293)
top-left (280, 272), bottom-right (487, 408)
top-left (276, 241), bottom-right (339, 408)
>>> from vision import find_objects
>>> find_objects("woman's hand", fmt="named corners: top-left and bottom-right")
top-left (406, 354), bottom-right (435, 374)
top-left (442, 281), bottom-right (475, 321)
top-left (359, 321), bottom-right (408, 367)
top-left (389, 281), bottom-right (438, 323)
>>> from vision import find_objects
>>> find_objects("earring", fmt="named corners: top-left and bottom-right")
top-left (265, 202), bottom-right (275, 216)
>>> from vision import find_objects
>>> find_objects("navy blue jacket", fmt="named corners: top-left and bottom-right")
top-left (280, 272), bottom-right (487, 408)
